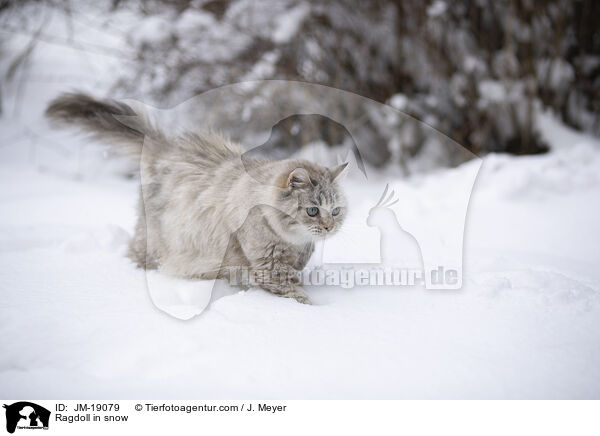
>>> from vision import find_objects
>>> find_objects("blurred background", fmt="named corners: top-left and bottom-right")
top-left (1, 0), bottom-right (598, 171)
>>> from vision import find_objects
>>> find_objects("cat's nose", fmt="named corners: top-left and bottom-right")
top-left (321, 218), bottom-right (333, 232)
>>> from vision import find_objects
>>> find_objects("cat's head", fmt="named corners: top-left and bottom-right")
top-left (275, 161), bottom-right (348, 242)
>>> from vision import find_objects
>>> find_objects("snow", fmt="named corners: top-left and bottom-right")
top-left (477, 80), bottom-right (506, 103)
top-left (2, 114), bottom-right (600, 398)
top-left (1, 2), bottom-right (600, 400)
top-left (537, 58), bottom-right (575, 92)
top-left (128, 16), bottom-right (173, 48)
top-left (426, 1), bottom-right (448, 17)
top-left (271, 3), bottom-right (310, 44)
top-left (175, 9), bottom-right (215, 36)
top-left (388, 93), bottom-right (408, 111)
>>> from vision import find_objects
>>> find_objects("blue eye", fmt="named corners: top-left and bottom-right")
top-left (306, 207), bottom-right (319, 217)
top-left (332, 207), bottom-right (341, 216)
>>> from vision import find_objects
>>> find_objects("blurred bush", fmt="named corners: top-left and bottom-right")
top-left (2, 0), bottom-right (599, 170)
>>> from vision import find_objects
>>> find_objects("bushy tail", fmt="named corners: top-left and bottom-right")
top-left (45, 92), bottom-right (158, 156)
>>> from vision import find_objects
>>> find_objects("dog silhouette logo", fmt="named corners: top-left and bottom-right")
top-left (3, 402), bottom-right (50, 434)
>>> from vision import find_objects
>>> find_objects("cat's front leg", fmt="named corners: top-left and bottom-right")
top-left (250, 262), bottom-right (311, 304)
top-left (259, 279), bottom-right (312, 305)
top-left (233, 214), bottom-right (311, 304)
top-left (239, 255), bottom-right (308, 304)
top-left (282, 285), bottom-right (311, 305)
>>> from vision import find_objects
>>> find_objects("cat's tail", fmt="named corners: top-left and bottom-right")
top-left (45, 92), bottom-right (161, 157)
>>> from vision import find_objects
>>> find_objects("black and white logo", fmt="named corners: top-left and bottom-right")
top-left (3, 402), bottom-right (50, 434)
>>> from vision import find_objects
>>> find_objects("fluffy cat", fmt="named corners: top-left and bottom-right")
top-left (46, 93), bottom-right (347, 304)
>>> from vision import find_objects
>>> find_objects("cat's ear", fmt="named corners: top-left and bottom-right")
top-left (286, 168), bottom-right (311, 189)
top-left (330, 162), bottom-right (348, 181)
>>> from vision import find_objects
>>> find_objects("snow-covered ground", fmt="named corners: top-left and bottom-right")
top-left (2, 109), bottom-right (599, 399)
top-left (1, 4), bottom-right (600, 399)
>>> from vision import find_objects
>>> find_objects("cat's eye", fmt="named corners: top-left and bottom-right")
top-left (306, 207), bottom-right (319, 217)
top-left (332, 207), bottom-right (341, 216)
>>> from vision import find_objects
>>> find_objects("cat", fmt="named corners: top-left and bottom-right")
top-left (45, 93), bottom-right (347, 304)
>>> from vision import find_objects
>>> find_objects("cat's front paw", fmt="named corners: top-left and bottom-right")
top-left (284, 288), bottom-right (312, 305)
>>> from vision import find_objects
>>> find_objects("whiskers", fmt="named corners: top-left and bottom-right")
top-left (306, 225), bottom-right (326, 240)
top-left (309, 226), bottom-right (324, 235)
